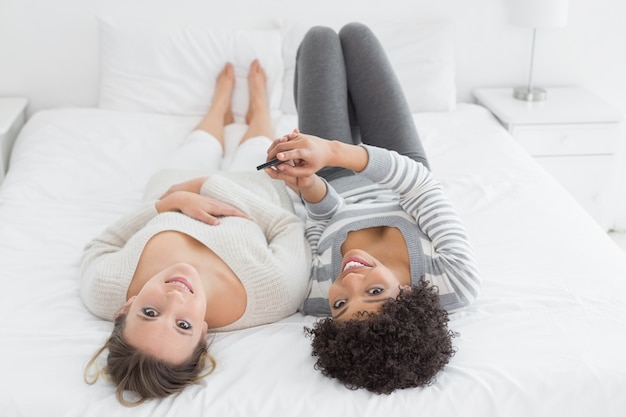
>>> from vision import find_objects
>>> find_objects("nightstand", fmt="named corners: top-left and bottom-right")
top-left (0, 98), bottom-right (28, 184)
top-left (473, 87), bottom-right (624, 230)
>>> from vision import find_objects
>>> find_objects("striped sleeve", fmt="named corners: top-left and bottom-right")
top-left (360, 145), bottom-right (481, 310)
top-left (302, 177), bottom-right (344, 258)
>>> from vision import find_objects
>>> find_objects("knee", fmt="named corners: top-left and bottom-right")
top-left (298, 26), bottom-right (340, 59)
top-left (302, 25), bottom-right (337, 45)
top-left (339, 22), bottom-right (372, 40)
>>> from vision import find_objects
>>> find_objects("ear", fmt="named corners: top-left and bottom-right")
top-left (114, 296), bottom-right (136, 319)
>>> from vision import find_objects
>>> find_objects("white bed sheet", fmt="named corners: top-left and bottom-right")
top-left (1, 104), bottom-right (626, 417)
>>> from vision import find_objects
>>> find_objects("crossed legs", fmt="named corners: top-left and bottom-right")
top-left (294, 22), bottom-right (430, 179)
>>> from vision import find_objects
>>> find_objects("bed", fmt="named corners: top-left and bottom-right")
top-left (2, 18), bottom-right (626, 417)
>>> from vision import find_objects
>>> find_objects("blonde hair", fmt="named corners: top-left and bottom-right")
top-left (84, 313), bottom-right (215, 406)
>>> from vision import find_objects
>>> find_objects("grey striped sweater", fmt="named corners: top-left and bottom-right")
top-left (301, 144), bottom-right (481, 316)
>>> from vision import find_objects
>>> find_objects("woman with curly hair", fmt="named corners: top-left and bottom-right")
top-left (263, 22), bottom-right (481, 393)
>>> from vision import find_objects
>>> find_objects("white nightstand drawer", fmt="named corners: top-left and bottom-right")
top-left (473, 86), bottom-right (624, 230)
top-left (535, 154), bottom-right (617, 229)
top-left (511, 123), bottom-right (621, 157)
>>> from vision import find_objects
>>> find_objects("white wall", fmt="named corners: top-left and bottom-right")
top-left (1, 0), bottom-right (625, 228)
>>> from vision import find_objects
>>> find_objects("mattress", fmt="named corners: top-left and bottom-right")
top-left (1, 104), bottom-right (626, 417)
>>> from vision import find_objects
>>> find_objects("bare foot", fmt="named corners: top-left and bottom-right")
top-left (239, 60), bottom-right (274, 143)
top-left (214, 63), bottom-right (235, 125)
top-left (193, 63), bottom-right (236, 147)
top-left (245, 59), bottom-right (269, 125)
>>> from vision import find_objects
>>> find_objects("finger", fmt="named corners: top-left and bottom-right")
top-left (264, 165), bottom-right (297, 182)
top-left (275, 147), bottom-right (309, 164)
top-left (159, 185), bottom-right (176, 199)
top-left (281, 128), bottom-right (298, 139)
top-left (264, 167), bottom-right (280, 179)
top-left (212, 203), bottom-right (251, 220)
top-left (286, 128), bottom-right (299, 140)
top-left (267, 136), bottom-right (289, 158)
top-left (190, 209), bottom-right (220, 226)
top-left (275, 162), bottom-right (313, 178)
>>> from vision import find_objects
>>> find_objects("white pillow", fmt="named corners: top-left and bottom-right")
top-left (280, 21), bottom-right (456, 114)
top-left (98, 18), bottom-right (284, 122)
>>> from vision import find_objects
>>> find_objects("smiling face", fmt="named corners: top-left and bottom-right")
top-left (120, 263), bottom-right (209, 365)
top-left (328, 250), bottom-right (407, 321)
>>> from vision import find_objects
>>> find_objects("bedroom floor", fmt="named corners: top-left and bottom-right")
top-left (609, 231), bottom-right (626, 254)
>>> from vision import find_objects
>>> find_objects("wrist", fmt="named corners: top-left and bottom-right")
top-left (155, 191), bottom-right (183, 213)
top-left (155, 198), bottom-right (169, 214)
top-left (330, 141), bottom-right (368, 172)
top-left (300, 175), bottom-right (327, 204)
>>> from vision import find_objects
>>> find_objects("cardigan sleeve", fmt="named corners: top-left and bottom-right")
top-left (79, 202), bottom-right (159, 320)
top-left (198, 173), bottom-right (311, 330)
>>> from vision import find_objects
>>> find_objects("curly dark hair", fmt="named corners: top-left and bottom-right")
top-left (304, 280), bottom-right (457, 394)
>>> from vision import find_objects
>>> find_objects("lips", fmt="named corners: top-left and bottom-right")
top-left (165, 277), bottom-right (194, 294)
top-left (341, 256), bottom-right (372, 273)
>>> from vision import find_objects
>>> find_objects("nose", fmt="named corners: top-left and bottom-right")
top-left (166, 289), bottom-right (185, 305)
top-left (340, 272), bottom-right (364, 292)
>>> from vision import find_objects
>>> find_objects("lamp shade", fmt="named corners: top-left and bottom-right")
top-left (508, 0), bottom-right (569, 28)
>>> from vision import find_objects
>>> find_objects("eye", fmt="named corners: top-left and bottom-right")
top-left (332, 299), bottom-right (346, 309)
top-left (177, 320), bottom-right (192, 330)
top-left (368, 288), bottom-right (383, 295)
top-left (142, 307), bottom-right (158, 317)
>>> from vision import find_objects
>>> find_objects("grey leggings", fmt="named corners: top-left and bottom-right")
top-left (294, 22), bottom-right (430, 181)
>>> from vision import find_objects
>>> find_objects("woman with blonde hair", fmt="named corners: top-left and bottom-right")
top-left (81, 60), bottom-right (310, 405)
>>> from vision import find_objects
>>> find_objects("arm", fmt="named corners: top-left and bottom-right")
top-left (199, 173), bottom-right (301, 237)
top-left (80, 188), bottom-right (249, 320)
top-left (80, 202), bottom-right (159, 320)
top-left (199, 173), bottom-right (312, 318)
top-left (156, 189), bottom-right (249, 225)
top-left (360, 145), bottom-right (481, 308)
top-left (81, 202), bottom-right (160, 274)
top-left (263, 130), bottom-right (354, 216)
top-left (265, 132), bottom-right (471, 261)
top-left (264, 130), bottom-right (370, 182)
top-left (268, 131), bottom-right (480, 307)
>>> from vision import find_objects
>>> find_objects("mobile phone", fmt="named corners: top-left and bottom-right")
top-left (256, 158), bottom-right (281, 171)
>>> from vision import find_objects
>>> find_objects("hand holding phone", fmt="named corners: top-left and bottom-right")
top-left (256, 158), bottom-right (281, 171)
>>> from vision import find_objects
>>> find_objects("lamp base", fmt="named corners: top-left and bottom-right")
top-left (513, 86), bottom-right (547, 101)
